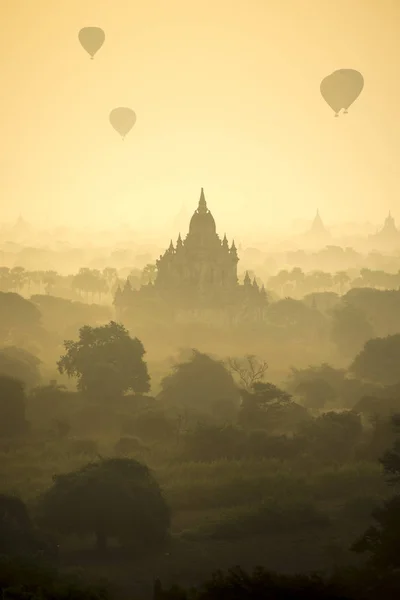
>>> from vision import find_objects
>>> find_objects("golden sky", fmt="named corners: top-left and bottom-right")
top-left (0, 0), bottom-right (398, 237)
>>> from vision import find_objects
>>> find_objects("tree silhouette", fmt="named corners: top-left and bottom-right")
top-left (158, 350), bottom-right (240, 416)
top-left (141, 263), bottom-right (158, 285)
top-left (239, 382), bottom-right (293, 431)
top-left (0, 494), bottom-right (35, 556)
top-left (0, 346), bottom-right (41, 389)
top-left (39, 457), bottom-right (170, 553)
top-left (294, 378), bottom-right (336, 410)
top-left (331, 302), bottom-right (375, 358)
top-left (350, 334), bottom-right (400, 386)
top-left (0, 292), bottom-right (41, 345)
top-left (0, 375), bottom-right (29, 437)
top-left (57, 321), bottom-right (150, 401)
top-left (226, 354), bottom-right (268, 390)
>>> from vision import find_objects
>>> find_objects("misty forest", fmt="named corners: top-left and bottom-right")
top-left (3, 1), bottom-right (400, 599)
top-left (2, 189), bottom-right (400, 600)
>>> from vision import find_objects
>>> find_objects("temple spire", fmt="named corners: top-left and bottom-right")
top-left (309, 209), bottom-right (328, 236)
top-left (198, 188), bottom-right (207, 214)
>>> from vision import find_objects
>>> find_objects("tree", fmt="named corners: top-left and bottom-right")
top-left (358, 414), bottom-right (400, 461)
top-left (350, 334), bottom-right (400, 386)
top-left (0, 346), bottom-right (41, 389)
top-left (267, 298), bottom-right (314, 328)
top-left (57, 321), bottom-right (150, 401)
top-left (379, 415), bottom-right (400, 485)
top-left (352, 495), bottom-right (400, 568)
top-left (0, 292), bottom-right (41, 345)
top-left (238, 382), bottom-right (301, 433)
top-left (102, 267), bottom-right (118, 290)
top-left (39, 457), bottom-right (170, 553)
top-left (158, 350), bottom-right (240, 416)
top-left (303, 292), bottom-right (340, 314)
top-left (31, 294), bottom-right (111, 337)
top-left (343, 288), bottom-right (400, 338)
top-left (330, 302), bottom-right (375, 358)
top-left (27, 381), bottom-right (74, 431)
top-left (226, 354), bottom-right (268, 390)
top-left (0, 494), bottom-right (35, 556)
top-left (266, 298), bottom-right (327, 343)
top-left (0, 267), bottom-right (11, 292)
top-left (307, 271), bottom-right (333, 293)
top-left (333, 271), bottom-right (351, 295)
top-left (294, 378), bottom-right (337, 410)
top-left (298, 411), bottom-right (363, 463)
top-left (141, 263), bottom-right (157, 285)
top-left (9, 267), bottom-right (27, 292)
top-left (352, 417), bottom-right (400, 567)
top-left (0, 375), bottom-right (29, 437)
top-left (71, 268), bottom-right (108, 302)
top-left (287, 364), bottom-right (346, 397)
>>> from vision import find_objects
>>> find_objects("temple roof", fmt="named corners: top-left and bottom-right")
top-left (373, 211), bottom-right (399, 238)
top-left (188, 188), bottom-right (216, 237)
top-left (309, 209), bottom-right (328, 235)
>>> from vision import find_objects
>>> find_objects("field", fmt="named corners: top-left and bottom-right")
top-left (0, 431), bottom-right (390, 599)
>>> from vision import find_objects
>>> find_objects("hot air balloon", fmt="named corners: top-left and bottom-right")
top-left (320, 69), bottom-right (364, 117)
top-left (78, 27), bottom-right (105, 59)
top-left (109, 108), bottom-right (137, 140)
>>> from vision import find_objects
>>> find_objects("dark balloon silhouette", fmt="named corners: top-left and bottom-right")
top-left (109, 108), bottom-right (137, 140)
top-left (78, 27), bottom-right (105, 59)
top-left (320, 69), bottom-right (364, 117)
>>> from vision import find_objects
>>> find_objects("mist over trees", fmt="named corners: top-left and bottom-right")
top-left (3, 233), bottom-right (400, 599)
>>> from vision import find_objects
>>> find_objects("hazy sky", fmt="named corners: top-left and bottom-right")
top-left (0, 0), bottom-right (398, 237)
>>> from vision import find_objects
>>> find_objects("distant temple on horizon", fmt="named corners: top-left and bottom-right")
top-left (309, 210), bottom-right (330, 237)
top-left (368, 211), bottom-right (400, 250)
top-left (114, 189), bottom-right (268, 326)
top-left (297, 210), bottom-right (331, 247)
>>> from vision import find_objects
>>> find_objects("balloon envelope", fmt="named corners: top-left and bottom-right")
top-left (109, 108), bottom-right (137, 138)
top-left (320, 69), bottom-right (364, 115)
top-left (78, 27), bottom-right (105, 59)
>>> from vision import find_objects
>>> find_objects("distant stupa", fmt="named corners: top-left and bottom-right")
top-left (309, 210), bottom-right (329, 236)
top-left (369, 211), bottom-right (400, 249)
top-left (301, 210), bottom-right (331, 246)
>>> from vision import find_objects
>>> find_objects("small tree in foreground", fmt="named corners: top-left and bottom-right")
top-left (39, 458), bottom-right (170, 554)
top-left (57, 321), bottom-right (150, 401)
